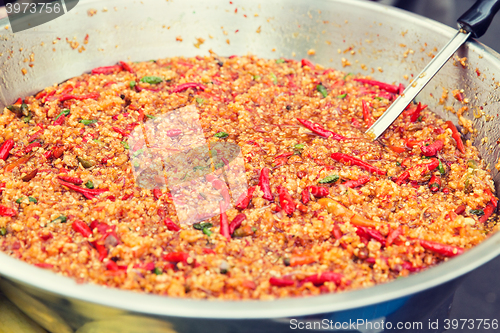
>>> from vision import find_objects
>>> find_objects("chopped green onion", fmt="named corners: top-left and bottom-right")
top-left (193, 166), bottom-right (206, 171)
top-left (417, 115), bottom-right (423, 122)
top-left (374, 96), bottom-right (384, 100)
top-left (133, 160), bottom-right (140, 168)
top-left (470, 209), bottom-right (484, 216)
top-left (132, 149), bottom-right (144, 158)
top-left (270, 73), bottom-right (278, 85)
top-left (77, 157), bottom-right (94, 169)
top-left (467, 160), bottom-right (478, 169)
top-left (121, 141), bottom-right (130, 149)
top-left (54, 109), bottom-right (70, 121)
top-left (51, 215), bottom-right (67, 224)
top-left (28, 196), bottom-right (37, 203)
top-left (154, 267), bottom-right (163, 275)
top-left (140, 76), bottom-right (163, 84)
top-left (0, 227), bottom-right (6, 236)
top-left (276, 59), bottom-right (285, 64)
top-left (15, 197), bottom-right (23, 204)
top-left (318, 174), bottom-right (340, 184)
top-left (336, 93), bottom-right (347, 99)
top-left (215, 162), bottom-right (224, 169)
top-left (202, 227), bottom-right (213, 237)
top-left (343, 72), bottom-right (353, 80)
top-left (294, 143), bottom-right (305, 150)
top-left (80, 119), bottom-right (98, 125)
top-left (145, 114), bottom-right (157, 119)
top-left (316, 84), bottom-right (328, 98)
top-left (196, 97), bottom-right (205, 104)
top-left (396, 161), bottom-right (401, 166)
top-left (85, 181), bottom-right (94, 189)
top-left (23, 112), bottom-right (33, 123)
top-left (92, 139), bottom-right (104, 146)
top-left (438, 160), bottom-right (445, 175)
top-left (214, 132), bottom-right (228, 138)
top-left (193, 222), bottom-right (213, 230)
top-left (129, 81), bottom-right (136, 89)
top-left (252, 75), bottom-right (261, 80)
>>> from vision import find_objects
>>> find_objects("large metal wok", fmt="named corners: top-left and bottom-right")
top-left (1, 0), bottom-right (500, 332)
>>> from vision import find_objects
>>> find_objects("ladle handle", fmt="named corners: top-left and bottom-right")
top-left (458, 0), bottom-right (500, 38)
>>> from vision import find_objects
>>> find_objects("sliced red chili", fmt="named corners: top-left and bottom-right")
top-left (235, 186), bottom-right (256, 210)
top-left (354, 78), bottom-right (399, 93)
top-left (0, 139), bottom-right (14, 160)
top-left (331, 153), bottom-right (386, 176)
top-left (164, 218), bottom-right (181, 231)
top-left (277, 186), bottom-right (296, 216)
top-left (91, 65), bottom-right (122, 75)
top-left (445, 121), bottom-right (465, 154)
top-left (362, 100), bottom-right (374, 127)
top-left (343, 176), bottom-right (370, 188)
top-left (269, 277), bottom-right (295, 287)
top-left (421, 140), bottom-right (444, 157)
top-left (229, 213), bottom-right (246, 235)
top-left (72, 220), bottom-right (92, 237)
top-left (417, 239), bottom-right (464, 257)
top-left (258, 168), bottom-right (274, 201)
top-left (0, 205), bottom-right (16, 217)
top-left (297, 118), bottom-right (346, 140)
top-left (58, 175), bottom-right (83, 185)
top-left (171, 82), bottom-right (206, 93)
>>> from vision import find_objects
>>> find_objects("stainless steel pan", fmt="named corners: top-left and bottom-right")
top-left (1, 0), bottom-right (500, 332)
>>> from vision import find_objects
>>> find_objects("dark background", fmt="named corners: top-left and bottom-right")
top-left (387, 1), bottom-right (500, 332)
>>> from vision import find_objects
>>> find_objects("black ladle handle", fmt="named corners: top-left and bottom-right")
top-left (458, 0), bottom-right (500, 38)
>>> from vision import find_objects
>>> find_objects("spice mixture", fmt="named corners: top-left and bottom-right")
top-left (0, 55), bottom-right (497, 299)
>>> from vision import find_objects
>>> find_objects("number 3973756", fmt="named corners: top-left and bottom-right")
top-left (5, 2), bottom-right (62, 14)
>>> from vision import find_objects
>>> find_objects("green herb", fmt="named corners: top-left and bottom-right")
top-left (215, 162), bottom-right (224, 169)
top-left (92, 139), bottom-right (104, 146)
top-left (417, 115), bottom-right (423, 122)
top-left (203, 228), bottom-right (213, 237)
top-left (133, 149), bottom-right (144, 158)
top-left (421, 156), bottom-right (431, 159)
top-left (154, 267), bottom-right (163, 275)
top-left (467, 160), bottom-right (478, 169)
top-left (343, 72), bottom-right (353, 80)
top-left (374, 96), bottom-right (384, 100)
top-left (80, 119), bottom-right (98, 125)
top-left (140, 76), bottom-right (163, 84)
top-left (181, 172), bottom-right (188, 181)
top-left (318, 174), bottom-right (339, 184)
top-left (51, 215), bottom-right (67, 224)
top-left (252, 75), bottom-right (261, 80)
top-left (15, 197), bottom-right (23, 204)
top-left (470, 209), bottom-right (485, 216)
top-left (85, 181), bottom-right (94, 189)
top-left (214, 131), bottom-right (228, 138)
top-left (193, 222), bottom-right (213, 236)
top-left (28, 196), bottom-right (37, 203)
top-left (210, 149), bottom-right (217, 156)
top-left (7, 103), bottom-right (30, 118)
top-left (276, 59), bottom-right (285, 64)
top-left (283, 258), bottom-right (291, 266)
top-left (133, 160), bottom-right (140, 168)
top-left (270, 73), bottom-right (278, 85)
top-left (77, 157), bottom-right (94, 169)
top-left (251, 227), bottom-right (257, 232)
top-left (193, 166), bottom-right (206, 171)
top-left (196, 97), bottom-right (205, 104)
top-left (23, 112), bottom-right (33, 123)
top-left (316, 84), bottom-right (328, 98)
top-left (54, 109), bottom-right (70, 121)
top-left (0, 227), bottom-right (6, 236)
top-left (336, 93), bottom-right (347, 99)
top-left (121, 141), bottom-right (130, 149)
top-left (294, 143), bottom-right (305, 150)
top-left (396, 161), bottom-right (401, 166)
top-left (129, 81), bottom-right (136, 89)
top-left (145, 114), bottom-right (157, 119)
top-left (438, 160), bottom-right (445, 175)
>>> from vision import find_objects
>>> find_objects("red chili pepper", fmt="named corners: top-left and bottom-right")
top-left (485, 188), bottom-right (498, 207)
top-left (112, 127), bottom-right (129, 137)
top-left (421, 140), bottom-right (444, 157)
top-left (362, 100), bottom-right (374, 127)
top-left (235, 186), bottom-right (256, 210)
top-left (387, 145), bottom-right (407, 154)
top-left (0, 182), bottom-right (5, 195)
top-left (58, 175), bottom-right (83, 185)
top-left (0, 139), bottom-right (14, 160)
top-left (398, 83), bottom-right (405, 95)
top-left (453, 90), bottom-right (464, 102)
top-left (330, 152), bottom-right (386, 176)
top-left (202, 248), bottom-right (216, 254)
top-left (404, 139), bottom-right (422, 149)
top-left (137, 109), bottom-right (145, 122)
top-left (269, 277), bottom-right (295, 287)
top-left (105, 261), bottom-right (122, 271)
top-left (91, 242), bottom-right (108, 261)
top-left (0, 205), bottom-right (16, 217)
top-left (13, 98), bottom-right (22, 105)
top-left (35, 263), bottom-right (54, 269)
top-left (343, 176), bottom-right (370, 188)
top-left (91, 65), bottom-right (122, 75)
top-left (164, 218), bottom-right (181, 231)
top-left (220, 202), bottom-right (231, 240)
top-left (163, 252), bottom-right (189, 263)
top-left (309, 186), bottom-right (329, 197)
top-left (58, 179), bottom-right (108, 198)
top-left (121, 193), bottom-right (134, 200)
top-left (4, 155), bottom-right (32, 173)
top-left (429, 174), bottom-right (441, 192)
top-left (297, 118), bottom-right (346, 140)
top-left (72, 220), bottom-right (92, 237)
top-left (302, 187), bottom-right (310, 204)
top-left (119, 61), bottom-right (134, 73)
top-left (258, 168), bottom-right (274, 201)
top-left (417, 239), bottom-right (464, 257)
top-left (57, 92), bottom-right (100, 102)
top-left (35, 91), bottom-right (47, 100)
top-left (53, 114), bottom-right (66, 126)
top-left (43, 151), bottom-right (53, 159)
top-left (356, 226), bottom-right (385, 243)
top-left (395, 158), bottom-right (439, 185)
top-left (206, 175), bottom-right (231, 208)
top-left (171, 82), bottom-right (206, 93)
top-left (153, 188), bottom-right (162, 200)
top-left (332, 224), bottom-right (343, 240)
top-left (445, 121), bottom-right (465, 154)
top-left (28, 130), bottom-right (43, 142)
top-left (354, 78), bottom-right (399, 93)
top-left (166, 129), bottom-right (182, 137)
top-left (455, 205), bottom-right (466, 215)
top-left (409, 102), bottom-right (427, 122)
top-left (302, 272), bottom-right (343, 286)
top-left (479, 203), bottom-right (496, 224)
top-left (386, 227), bottom-right (403, 247)
top-left (277, 186), bottom-right (296, 216)
top-left (301, 58), bottom-right (315, 69)
top-left (229, 213), bottom-right (246, 235)
top-left (24, 142), bottom-right (41, 154)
